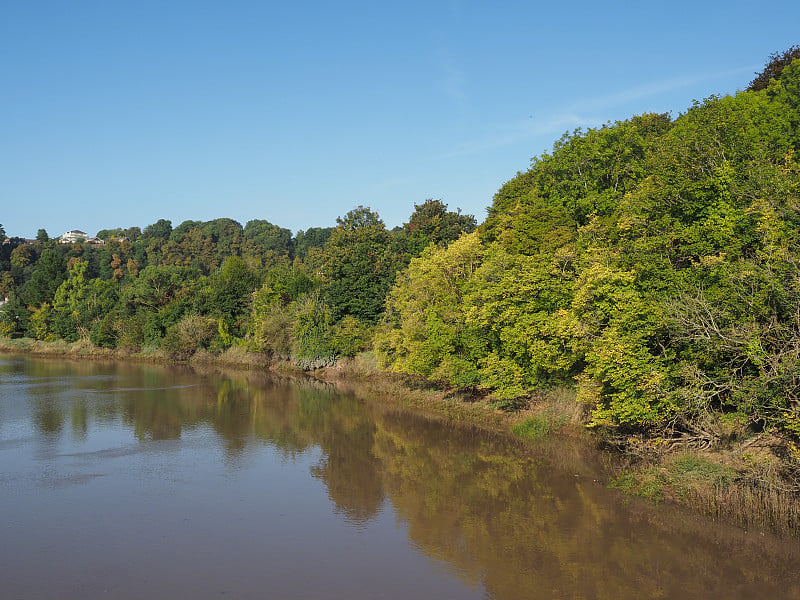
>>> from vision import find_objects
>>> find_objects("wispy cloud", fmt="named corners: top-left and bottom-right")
top-left (569, 65), bottom-right (758, 114)
top-left (438, 64), bottom-right (759, 159)
top-left (436, 48), bottom-right (467, 109)
top-left (438, 113), bottom-right (595, 159)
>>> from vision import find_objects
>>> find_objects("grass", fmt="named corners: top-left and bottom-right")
top-left (609, 447), bottom-right (800, 535)
top-left (0, 336), bottom-right (107, 357)
top-left (610, 471), bottom-right (666, 502)
top-left (510, 388), bottom-right (585, 440)
top-left (512, 415), bottom-right (554, 439)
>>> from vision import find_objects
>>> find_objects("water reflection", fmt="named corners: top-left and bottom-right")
top-left (2, 355), bottom-right (800, 599)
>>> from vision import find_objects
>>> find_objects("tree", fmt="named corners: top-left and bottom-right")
top-left (294, 227), bottom-right (333, 259)
top-left (748, 45), bottom-right (800, 91)
top-left (97, 227), bottom-right (125, 240)
top-left (142, 219), bottom-right (173, 241)
top-left (110, 254), bottom-right (124, 282)
top-left (161, 314), bottom-right (219, 359)
top-left (117, 264), bottom-right (199, 346)
top-left (169, 220), bottom-right (201, 242)
top-left (206, 256), bottom-right (260, 334)
top-left (293, 292), bottom-right (336, 369)
top-left (120, 265), bottom-right (198, 311)
top-left (0, 271), bottom-right (13, 299)
top-left (377, 232), bottom-right (486, 387)
top-left (50, 260), bottom-right (118, 341)
top-left (202, 218), bottom-right (245, 259)
top-left (10, 244), bottom-right (36, 274)
top-left (247, 289), bottom-right (294, 358)
top-left (768, 56), bottom-right (800, 124)
top-left (126, 258), bottom-right (139, 278)
top-left (36, 229), bottom-right (49, 244)
top-left (336, 205), bottom-right (382, 230)
top-left (400, 199), bottom-right (477, 256)
top-left (257, 264), bottom-right (314, 306)
top-left (20, 249), bottom-right (67, 307)
top-left (322, 206), bottom-right (400, 323)
top-left (0, 293), bottom-right (30, 337)
top-left (244, 219), bottom-right (293, 256)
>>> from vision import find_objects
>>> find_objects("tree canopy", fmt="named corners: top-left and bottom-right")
top-left (749, 45), bottom-right (800, 91)
top-left (379, 59), bottom-right (800, 438)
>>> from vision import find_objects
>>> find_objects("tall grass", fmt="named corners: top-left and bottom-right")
top-left (611, 450), bottom-right (800, 535)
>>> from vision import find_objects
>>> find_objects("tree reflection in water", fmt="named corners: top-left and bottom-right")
top-left (9, 356), bottom-right (800, 600)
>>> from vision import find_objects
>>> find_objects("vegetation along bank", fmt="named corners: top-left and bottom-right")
top-left (3, 48), bottom-right (800, 534)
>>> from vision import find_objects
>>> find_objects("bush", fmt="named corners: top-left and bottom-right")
top-left (331, 315), bottom-right (371, 357)
top-left (293, 292), bottom-right (336, 369)
top-left (90, 314), bottom-right (118, 348)
top-left (162, 314), bottom-right (219, 360)
top-left (248, 303), bottom-right (294, 358)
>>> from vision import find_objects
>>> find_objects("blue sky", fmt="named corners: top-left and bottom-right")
top-left (2, 1), bottom-right (798, 239)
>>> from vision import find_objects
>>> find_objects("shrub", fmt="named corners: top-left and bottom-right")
top-left (162, 314), bottom-right (219, 360)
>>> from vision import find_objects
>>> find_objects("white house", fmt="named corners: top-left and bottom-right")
top-left (59, 230), bottom-right (88, 244)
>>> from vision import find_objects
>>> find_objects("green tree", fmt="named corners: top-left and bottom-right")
top-left (142, 219), bottom-right (173, 241)
top-left (248, 292), bottom-right (294, 358)
top-left (0, 293), bottom-right (30, 336)
top-left (161, 314), bottom-right (219, 359)
top-left (244, 219), bottom-right (293, 256)
top-left (293, 227), bottom-right (334, 259)
top-left (322, 206), bottom-right (401, 323)
top-left (120, 265), bottom-right (196, 311)
top-left (293, 292), bottom-right (336, 369)
top-left (377, 232), bottom-right (486, 387)
top-left (10, 244), bottom-right (35, 273)
top-left (206, 256), bottom-right (260, 337)
top-left (748, 45), bottom-right (800, 91)
top-left (400, 199), bottom-right (477, 256)
top-left (20, 249), bottom-right (67, 307)
top-left (50, 260), bottom-right (118, 341)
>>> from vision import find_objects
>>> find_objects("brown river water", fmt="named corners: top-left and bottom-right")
top-left (1, 355), bottom-right (799, 599)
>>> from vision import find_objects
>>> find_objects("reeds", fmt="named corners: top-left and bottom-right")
top-left (611, 449), bottom-right (800, 536)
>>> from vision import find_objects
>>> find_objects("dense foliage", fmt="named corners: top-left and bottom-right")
top-left (377, 57), bottom-right (800, 443)
top-left (0, 200), bottom-right (475, 369)
top-left (749, 45), bottom-right (800, 92)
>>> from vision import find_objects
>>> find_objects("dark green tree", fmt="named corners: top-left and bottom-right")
top-left (19, 249), bottom-right (67, 307)
top-left (293, 227), bottom-right (334, 259)
top-left (142, 219), bottom-right (173, 241)
top-left (244, 219), bottom-right (293, 255)
top-left (400, 199), bottom-right (477, 256)
top-left (206, 256), bottom-right (260, 332)
top-left (748, 45), bottom-right (800, 91)
top-left (322, 206), bottom-right (400, 323)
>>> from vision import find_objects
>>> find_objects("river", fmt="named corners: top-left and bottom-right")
top-left (1, 355), bottom-right (799, 599)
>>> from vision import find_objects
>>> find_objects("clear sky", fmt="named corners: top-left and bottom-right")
top-left (2, 1), bottom-right (798, 239)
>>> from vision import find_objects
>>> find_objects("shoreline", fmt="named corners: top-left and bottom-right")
top-left (2, 336), bottom-right (798, 537)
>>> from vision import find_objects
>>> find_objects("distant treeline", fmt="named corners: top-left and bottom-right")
top-left (0, 201), bottom-right (475, 369)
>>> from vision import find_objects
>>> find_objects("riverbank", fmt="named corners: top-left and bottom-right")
top-left (2, 336), bottom-right (799, 536)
